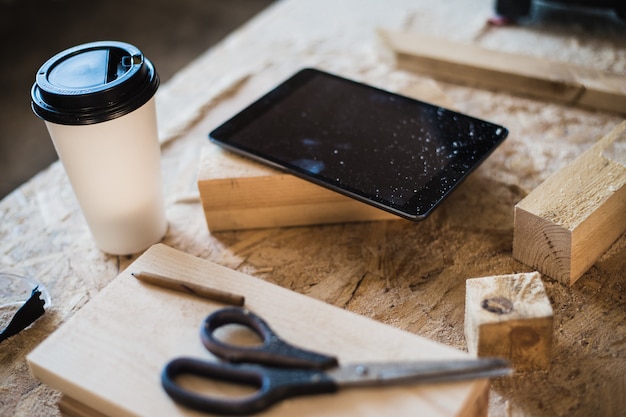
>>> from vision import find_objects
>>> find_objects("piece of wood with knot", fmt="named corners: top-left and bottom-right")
top-left (465, 272), bottom-right (553, 371)
top-left (513, 121), bottom-right (626, 285)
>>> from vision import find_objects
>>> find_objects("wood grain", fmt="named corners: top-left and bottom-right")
top-left (513, 121), bottom-right (626, 285)
top-left (379, 30), bottom-right (626, 114)
top-left (465, 272), bottom-right (553, 371)
top-left (27, 244), bottom-right (489, 417)
top-left (197, 78), bottom-right (455, 231)
top-left (58, 396), bottom-right (109, 417)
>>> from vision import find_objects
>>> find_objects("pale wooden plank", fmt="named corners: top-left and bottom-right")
top-left (28, 243), bottom-right (489, 417)
top-left (379, 30), bottom-right (626, 114)
top-left (512, 121), bottom-right (626, 285)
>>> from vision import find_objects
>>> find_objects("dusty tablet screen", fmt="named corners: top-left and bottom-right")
top-left (210, 68), bottom-right (508, 221)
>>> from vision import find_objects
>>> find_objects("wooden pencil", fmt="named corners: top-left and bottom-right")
top-left (131, 271), bottom-right (245, 306)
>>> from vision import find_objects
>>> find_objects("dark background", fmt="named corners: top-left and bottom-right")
top-left (0, 0), bottom-right (274, 199)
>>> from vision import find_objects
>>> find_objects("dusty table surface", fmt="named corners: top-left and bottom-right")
top-left (1, 0), bottom-right (625, 416)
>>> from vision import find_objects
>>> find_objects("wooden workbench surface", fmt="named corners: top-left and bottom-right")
top-left (1, 0), bottom-right (624, 416)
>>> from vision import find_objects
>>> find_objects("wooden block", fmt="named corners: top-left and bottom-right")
top-left (197, 78), bottom-right (455, 231)
top-left (197, 145), bottom-right (397, 231)
top-left (513, 122), bottom-right (626, 285)
top-left (28, 243), bottom-right (490, 417)
top-left (379, 29), bottom-right (626, 114)
top-left (464, 272), bottom-right (553, 371)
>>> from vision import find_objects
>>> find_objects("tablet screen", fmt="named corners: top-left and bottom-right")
top-left (210, 68), bottom-right (508, 221)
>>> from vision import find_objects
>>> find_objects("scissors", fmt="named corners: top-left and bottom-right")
top-left (162, 307), bottom-right (510, 415)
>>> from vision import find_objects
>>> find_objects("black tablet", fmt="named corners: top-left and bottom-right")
top-left (209, 68), bottom-right (508, 221)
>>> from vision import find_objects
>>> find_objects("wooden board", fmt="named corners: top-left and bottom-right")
top-left (513, 121), bottom-right (626, 285)
top-left (27, 243), bottom-right (489, 417)
top-left (379, 30), bottom-right (626, 115)
top-left (197, 78), bottom-right (455, 231)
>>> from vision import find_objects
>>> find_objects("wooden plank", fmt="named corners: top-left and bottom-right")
top-left (197, 78), bottom-right (456, 231)
top-left (513, 121), bottom-right (626, 285)
top-left (379, 30), bottom-right (626, 114)
top-left (464, 272), bottom-right (553, 371)
top-left (27, 243), bottom-right (490, 417)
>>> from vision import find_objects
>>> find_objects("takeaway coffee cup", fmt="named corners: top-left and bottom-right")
top-left (31, 41), bottom-right (167, 255)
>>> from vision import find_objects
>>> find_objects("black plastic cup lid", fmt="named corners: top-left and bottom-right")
top-left (31, 41), bottom-right (159, 125)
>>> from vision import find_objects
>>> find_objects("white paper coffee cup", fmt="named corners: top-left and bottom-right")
top-left (31, 41), bottom-right (167, 255)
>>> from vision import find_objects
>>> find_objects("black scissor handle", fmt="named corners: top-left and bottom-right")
top-left (201, 307), bottom-right (338, 370)
top-left (162, 357), bottom-right (338, 415)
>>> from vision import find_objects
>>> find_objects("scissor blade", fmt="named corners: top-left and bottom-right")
top-left (328, 358), bottom-right (511, 388)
